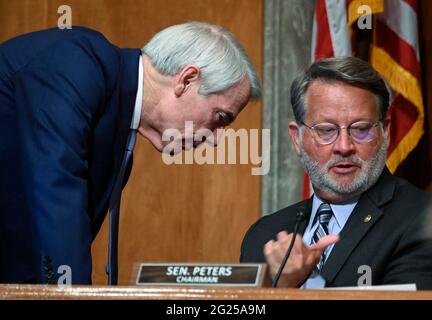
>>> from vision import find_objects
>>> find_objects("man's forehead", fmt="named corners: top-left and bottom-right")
top-left (216, 79), bottom-right (251, 111)
top-left (224, 77), bottom-right (251, 101)
top-left (306, 79), bottom-right (368, 96)
top-left (304, 80), bottom-right (380, 119)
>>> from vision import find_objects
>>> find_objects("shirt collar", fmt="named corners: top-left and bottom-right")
top-left (130, 55), bottom-right (143, 130)
top-left (310, 194), bottom-right (359, 229)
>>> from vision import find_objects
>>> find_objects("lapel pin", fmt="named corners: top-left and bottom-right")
top-left (363, 214), bottom-right (372, 223)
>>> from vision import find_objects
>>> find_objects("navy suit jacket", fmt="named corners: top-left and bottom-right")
top-left (0, 27), bottom-right (140, 284)
top-left (241, 168), bottom-right (432, 290)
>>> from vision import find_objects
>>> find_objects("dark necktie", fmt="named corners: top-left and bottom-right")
top-left (106, 129), bottom-right (137, 285)
top-left (311, 202), bottom-right (333, 272)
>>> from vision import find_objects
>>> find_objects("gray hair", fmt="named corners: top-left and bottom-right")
top-left (290, 57), bottom-right (390, 123)
top-left (142, 21), bottom-right (261, 98)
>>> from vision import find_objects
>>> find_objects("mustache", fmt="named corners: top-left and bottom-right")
top-left (325, 156), bottom-right (364, 169)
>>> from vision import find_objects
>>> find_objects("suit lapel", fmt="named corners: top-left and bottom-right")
top-left (320, 195), bottom-right (383, 282)
top-left (295, 198), bottom-right (313, 236)
top-left (320, 168), bottom-right (396, 283)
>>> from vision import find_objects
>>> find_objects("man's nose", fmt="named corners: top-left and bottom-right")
top-left (332, 128), bottom-right (355, 155)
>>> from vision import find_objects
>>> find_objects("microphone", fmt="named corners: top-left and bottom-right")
top-left (271, 208), bottom-right (307, 288)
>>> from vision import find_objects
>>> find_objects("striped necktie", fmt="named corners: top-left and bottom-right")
top-left (312, 202), bottom-right (333, 272)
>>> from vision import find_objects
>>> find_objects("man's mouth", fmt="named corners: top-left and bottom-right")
top-left (330, 162), bottom-right (360, 174)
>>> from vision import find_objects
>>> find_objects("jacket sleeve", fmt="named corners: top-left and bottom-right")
top-left (13, 38), bottom-right (106, 284)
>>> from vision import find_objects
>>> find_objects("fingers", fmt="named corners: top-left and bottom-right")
top-left (264, 240), bottom-right (278, 272)
top-left (264, 232), bottom-right (290, 258)
top-left (266, 233), bottom-right (339, 258)
top-left (264, 232), bottom-right (320, 287)
top-left (263, 232), bottom-right (341, 287)
top-left (302, 235), bottom-right (339, 266)
top-left (310, 234), bottom-right (340, 251)
top-left (276, 231), bottom-right (292, 243)
top-left (264, 240), bottom-right (282, 274)
top-left (264, 232), bottom-right (295, 271)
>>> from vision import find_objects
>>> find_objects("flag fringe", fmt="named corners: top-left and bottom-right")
top-left (370, 44), bottom-right (424, 172)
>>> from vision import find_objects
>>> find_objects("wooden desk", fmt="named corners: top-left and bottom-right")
top-left (1, 284), bottom-right (431, 300)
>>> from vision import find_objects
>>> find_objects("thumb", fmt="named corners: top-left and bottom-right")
top-left (310, 234), bottom-right (340, 251)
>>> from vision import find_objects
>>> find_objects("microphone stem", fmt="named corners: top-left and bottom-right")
top-left (271, 212), bottom-right (304, 288)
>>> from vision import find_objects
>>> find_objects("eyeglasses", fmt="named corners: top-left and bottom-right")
top-left (301, 121), bottom-right (382, 145)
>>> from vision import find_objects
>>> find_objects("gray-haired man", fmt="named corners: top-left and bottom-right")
top-left (0, 22), bottom-right (260, 284)
top-left (241, 57), bottom-right (432, 290)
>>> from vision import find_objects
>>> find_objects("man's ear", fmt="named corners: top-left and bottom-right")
top-left (288, 121), bottom-right (302, 157)
top-left (174, 65), bottom-right (200, 97)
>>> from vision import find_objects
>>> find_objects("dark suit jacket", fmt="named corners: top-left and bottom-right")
top-left (241, 168), bottom-right (432, 289)
top-left (0, 27), bottom-right (140, 284)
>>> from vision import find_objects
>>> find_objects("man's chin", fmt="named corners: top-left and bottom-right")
top-left (322, 173), bottom-right (367, 195)
top-left (146, 139), bottom-right (166, 154)
top-left (327, 174), bottom-right (359, 189)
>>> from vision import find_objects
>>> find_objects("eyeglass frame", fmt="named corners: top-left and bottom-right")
top-left (300, 120), bottom-right (384, 145)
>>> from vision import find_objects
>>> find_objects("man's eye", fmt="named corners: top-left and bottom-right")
top-left (218, 112), bottom-right (229, 124)
top-left (317, 127), bottom-right (337, 133)
top-left (351, 125), bottom-right (371, 132)
top-left (216, 111), bottom-right (234, 127)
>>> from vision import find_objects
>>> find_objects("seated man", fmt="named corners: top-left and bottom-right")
top-left (241, 57), bottom-right (432, 289)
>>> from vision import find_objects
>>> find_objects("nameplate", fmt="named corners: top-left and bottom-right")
top-left (134, 263), bottom-right (267, 287)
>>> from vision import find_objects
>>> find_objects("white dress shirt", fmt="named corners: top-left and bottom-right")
top-left (130, 55), bottom-right (143, 130)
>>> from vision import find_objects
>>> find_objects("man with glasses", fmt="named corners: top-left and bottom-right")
top-left (241, 57), bottom-right (432, 289)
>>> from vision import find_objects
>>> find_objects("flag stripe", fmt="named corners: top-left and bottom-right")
top-left (314, 0), bottom-right (335, 60)
top-left (380, 0), bottom-right (420, 61)
top-left (325, 0), bottom-right (352, 56)
top-left (387, 95), bottom-right (419, 156)
top-left (311, 11), bottom-right (318, 62)
top-left (371, 43), bottom-right (424, 173)
top-left (387, 105), bottom-right (423, 173)
top-left (402, 0), bottom-right (418, 15)
top-left (371, 0), bottom-right (423, 172)
top-left (302, 171), bottom-right (311, 200)
top-left (375, 20), bottom-right (420, 79)
top-left (370, 44), bottom-right (423, 114)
